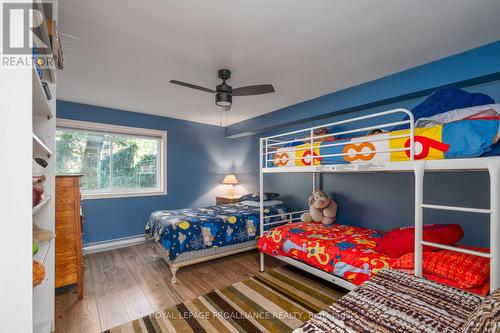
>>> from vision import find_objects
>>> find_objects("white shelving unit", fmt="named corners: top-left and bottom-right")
top-left (32, 69), bottom-right (54, 119)
top-left (33, 320), bottom-right (52, 333)
top-left (33, 132), bottom-right (53, 158)
top-left (33, 0), bottom-right (56, 83)
top-left (33, 71), bottom-right (56, 333)
top-left (33, 241), bottom-right (51, 264)
top-left (32, 195), bottom-right (52, 215)
top-left (32, 1), bottom-right (57, 330)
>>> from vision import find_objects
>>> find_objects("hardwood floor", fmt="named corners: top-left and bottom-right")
top-left (55, 243), bottom-right (282, 333)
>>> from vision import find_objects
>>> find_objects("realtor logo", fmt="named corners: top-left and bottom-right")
top-left (2, 2), bottom-right (53, 55)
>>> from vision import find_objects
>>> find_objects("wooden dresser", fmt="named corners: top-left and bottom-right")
top-left (55, 175), bottom-right (83, 299)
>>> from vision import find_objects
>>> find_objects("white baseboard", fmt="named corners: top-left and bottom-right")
top-left (83, 234), bottom-right (149, 254)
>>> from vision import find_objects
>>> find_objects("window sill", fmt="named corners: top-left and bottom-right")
top-left (82, 190), bottom-right (167, 200)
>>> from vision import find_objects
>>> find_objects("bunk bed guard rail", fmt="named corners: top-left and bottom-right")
top-left (261, 108), bottom-right (415, 171)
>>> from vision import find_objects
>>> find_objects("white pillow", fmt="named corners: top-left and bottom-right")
top-left (240, 200), bottom-right (283, 207)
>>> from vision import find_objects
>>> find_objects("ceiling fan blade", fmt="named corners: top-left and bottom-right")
top-left (233, 84), bottom-right (275, 96)
top-left (169, 80), bottom-right (215, 93)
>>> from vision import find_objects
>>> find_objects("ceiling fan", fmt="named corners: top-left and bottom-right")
top-left (170, 69), bottom-right (275, 111)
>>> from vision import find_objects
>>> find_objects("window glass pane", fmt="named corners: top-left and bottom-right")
top-left (56, 127), bottom-right (161, 195)
top-left (111, 135), bottom-right (158, 191)
top-left (97, 138), bottom-right (111, 191)
top-left (136, 138), bottom-right (158, 189)
top-left (56, 130), bottom-right (112, 192)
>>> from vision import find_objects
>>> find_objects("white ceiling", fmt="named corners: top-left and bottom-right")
top-left (58, 0), bottom-right (500, 126)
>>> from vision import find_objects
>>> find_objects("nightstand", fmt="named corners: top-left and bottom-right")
top-left (216, 196), bottom-right (240, 205)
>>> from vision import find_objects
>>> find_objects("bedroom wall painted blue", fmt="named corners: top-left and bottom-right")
top-left (57, 101), bottom-right (239, 244)
top-left (236, 78), bottom-right (500, 248)
top-left (227, 40), bottom-right (500, 137)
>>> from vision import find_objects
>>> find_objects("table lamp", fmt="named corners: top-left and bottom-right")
top-left (222, 174), bottom-right (238, 197)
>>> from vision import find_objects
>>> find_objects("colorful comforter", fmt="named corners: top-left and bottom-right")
top-left (270, 104), bottom-right (500, 167)
top-left (257, 222), bottom-right (395, 286)
top-left (146, 203), bottom-right (290, 261)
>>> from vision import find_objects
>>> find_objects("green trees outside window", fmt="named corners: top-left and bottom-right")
top-left (56, 129), bottom-right (160, 194)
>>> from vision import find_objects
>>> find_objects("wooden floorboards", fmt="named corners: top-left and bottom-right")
top-left (55, 243), bottom-right (282, 333)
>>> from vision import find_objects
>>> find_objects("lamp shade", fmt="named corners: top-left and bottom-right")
top-left (222, 174), bottom-right (238, 185)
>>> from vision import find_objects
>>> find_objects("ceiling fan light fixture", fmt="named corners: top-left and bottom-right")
top-left (216, 92), bottom-right (232, 107)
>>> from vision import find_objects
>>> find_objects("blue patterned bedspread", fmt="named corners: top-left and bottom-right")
top-left (145, 203), bottom-right (290, 261)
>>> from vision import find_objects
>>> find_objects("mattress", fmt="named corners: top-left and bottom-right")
top-left (257, 222), bottom-right (395, 286)
top-left (294, 268), bottom-right (483, 333)
top-left (146, 202), bottom-right (289, 261)
top-left (270, 104), bottom-right (500, 167)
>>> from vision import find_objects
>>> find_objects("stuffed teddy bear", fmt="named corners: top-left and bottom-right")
top-left (300, 190), bottom-right (337, 225)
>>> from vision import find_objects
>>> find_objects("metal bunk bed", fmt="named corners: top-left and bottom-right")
top-left (258, 108), bottom-right (500, 292)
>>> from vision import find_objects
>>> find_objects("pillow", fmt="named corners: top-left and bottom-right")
top-left (391, 246), bottom-right (490, 288)
top-left (376, 224), bottom-right (464, 257)
top-left (239, 192), bottom-right (279, 202)
top-left (462, 288), bottom-right (500, 333)
top-left (240, 200), bottom-right (284, 207)
top-left (423, 272), bottom-right (490, 296)
top-left (393, 88), bottom-right (495, 131)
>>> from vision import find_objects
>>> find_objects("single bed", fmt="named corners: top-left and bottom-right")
top-left (258, 222), bottom-right (392, 286)
top-left (146, 201), bottom-right (290, 282)
top-left (257, 222), bottom-right (491, 295)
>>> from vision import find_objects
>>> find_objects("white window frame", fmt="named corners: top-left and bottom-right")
top-left (56, 119), bottom-right (167, 200)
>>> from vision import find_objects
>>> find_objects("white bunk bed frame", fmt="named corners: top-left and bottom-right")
top-left (258, 108), bottom-right (500, 292)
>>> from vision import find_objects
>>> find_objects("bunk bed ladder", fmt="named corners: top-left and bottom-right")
top-left (414, 160), bottom-right (500, 291)
top-left (414, 162), bottom-right (425, 278)
top-left (488, 160), bottom-right (500, 291)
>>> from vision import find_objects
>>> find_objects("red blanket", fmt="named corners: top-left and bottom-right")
top-left (258, 222), bottom-right (395, 286)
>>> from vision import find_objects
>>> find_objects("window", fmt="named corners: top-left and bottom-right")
top-left (56, 119), bottom-right (166, 199)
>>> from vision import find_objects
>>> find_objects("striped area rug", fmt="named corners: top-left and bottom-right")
top-left (104, 266), bottom-right (346, 333)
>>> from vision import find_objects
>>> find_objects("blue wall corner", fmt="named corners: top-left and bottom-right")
top-left (227, 40), bottom-right (500, 137)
